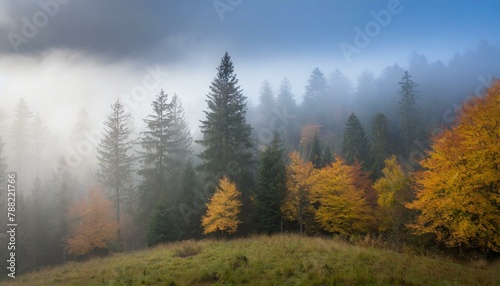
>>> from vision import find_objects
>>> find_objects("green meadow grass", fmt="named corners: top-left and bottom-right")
top-left (5, 234), bottom-right (500, 285)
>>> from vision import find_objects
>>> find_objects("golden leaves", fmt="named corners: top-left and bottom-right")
top-left (408, 80), bottom-right (500, 252)
top-left (201, 176), bottom-right (242, 235)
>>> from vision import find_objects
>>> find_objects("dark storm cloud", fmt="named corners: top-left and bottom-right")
top-left (2, 0), bottom-right (500, 65)
top-left (0, 1), bottom-right (222, 61)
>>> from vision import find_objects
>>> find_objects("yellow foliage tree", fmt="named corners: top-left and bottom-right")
top-left (373, 155), bottom-right (413, 242)
top-left (65, 187), bottom-right (118, 256)
top-left (281, 151), bottom-right (314, 233)
top-left (202, 176), bottom-right (242, 236)
top-left (308, 157), bottom-right (372, 235)
top-left (408, 80), bottom-right (500, 252)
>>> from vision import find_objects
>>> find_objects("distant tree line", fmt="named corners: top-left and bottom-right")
top-left (0, 42), bottom-right (499, 275)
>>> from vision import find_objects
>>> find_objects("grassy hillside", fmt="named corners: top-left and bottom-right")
top-left (6, 234), bottom-right (500, 286)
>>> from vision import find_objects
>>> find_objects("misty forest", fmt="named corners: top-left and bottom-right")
top-left (0, 1), bottom-right (499, 284)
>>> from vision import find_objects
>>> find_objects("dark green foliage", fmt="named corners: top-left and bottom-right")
top-left (138, 91), bottom-right (192, 233)
top-left (398, 71), bottom-right (420, 157)
top-left (147, 202), bottom-right (180, 246)
top-left (370, 113), bottom-right (392, 178)
top-left (309, 133), bottom-right (322, 169)
top-left (196, 52), bottom-right (254, 200)
top-left (96, 100), bottom-right (135, 235)
top-left (341, 113), bottom-right (370, 167)
top-left (255, 132), bottom-right (287, 233)
top-left (177, 161), bottom-right (203, 239)
top-left (322, 147), bottom-right (333, 167)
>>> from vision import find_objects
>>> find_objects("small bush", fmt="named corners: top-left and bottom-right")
top-left (173, 243), bottom-right (202, 258)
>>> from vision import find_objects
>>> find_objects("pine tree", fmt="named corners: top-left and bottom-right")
top-left (341, 113), bottom-right (370, 166)
top-left (277, 78), bottom-right (297, 115)
top-left (147, 202), bottom-right (180, 246)
top-left (255, 80), bottom-right (276, 136)
top-left (177, 161), bottom-right (203, 239)
top-left (321, 147), bottom-right (333, 167)
top-left (165, 94), bottom-right (192, 204)
top-left (309, 132), bottom-right (322, 169)
top-left (255, 132), bottom-right (287, 233)
top-left (137, 91), bottom-right (172, 236)
top-left (96, 100), bottom-right (135, 240)
top-left (370, 113), bottom-right (392, 178)
top-left (398, 71), bottom-right (420, 157)
top-left (138, 91), bottom-right (192, 243)
top-left (70, 108), bottom-right (96, 184)
top-left (302, 68), bottom-right (327, 123)
top-left (197, 52), bottom-right (254, 207)
top-left (276, 78), bottom-right (299, 150)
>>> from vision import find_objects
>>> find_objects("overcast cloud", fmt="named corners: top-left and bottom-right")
top-left (1, 0), bottom-right (500, 136)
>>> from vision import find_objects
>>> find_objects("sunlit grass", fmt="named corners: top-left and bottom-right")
top-left (5, 234), bottom-right (500, 285)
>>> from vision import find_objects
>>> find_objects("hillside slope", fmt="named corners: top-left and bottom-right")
top-left (5, 234), bottom-right (500, 286)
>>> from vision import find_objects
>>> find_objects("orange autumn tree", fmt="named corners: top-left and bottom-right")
top-left (408, 80), bottom-right (500, 252)
top-left (202, 176), bottom-right (242, 236)
top-left (281, 151), bottom-right (314, 233)
top-left (65, 186), bottom-right (118, 256)
top-left (308, 156), bottom-right (372, 235)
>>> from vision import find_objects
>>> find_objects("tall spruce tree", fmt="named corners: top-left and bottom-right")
top-left (398, 71), bottom-right (420, 157)
top-left (255, 132), bottom-right (287, 233)
top-left (138, 91), bottom-right (172, 229)
top-left (302, 68), bottom-right (327, 123)
top-left (341, 113), bottom-right (370, 166)
top-left (276, 78), bottom-right (299, 150)
top-left (165, 94), bottom-right (193, 205)
top-left (370, 113), bottom-right (392, 178)
top-left (256, 80), bottom-right (276, 136)
top-left (70, 108), bottom-right (96, 185)
top-left (138, 91), bottom-right (192, 244)
top-left (96, 100), bottom-right (135, 239)
top-left (197, 52), bottom-right (254, 203)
